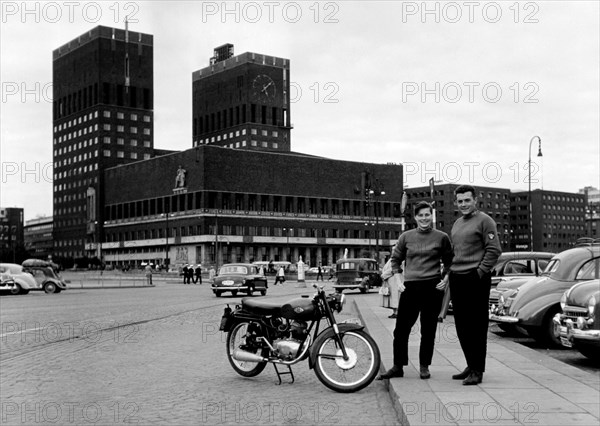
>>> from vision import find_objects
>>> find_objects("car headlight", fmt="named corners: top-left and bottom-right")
top-left (588, 296), bottom-right (596, 316)
top-left (560, 291), bottom-right (567, 311)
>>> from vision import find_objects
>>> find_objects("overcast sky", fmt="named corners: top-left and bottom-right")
top-left (1, 1), bottom-right (599, 221)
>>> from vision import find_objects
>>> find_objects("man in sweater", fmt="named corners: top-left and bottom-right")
top-left (377, 201), bottom-right (453, 380)
top-left (449, 185), bottom-right (502, 385)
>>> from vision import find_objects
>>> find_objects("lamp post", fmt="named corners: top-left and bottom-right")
top-left (162, 212), bottom-right (171, 267)
top-left (528, 136), bottom-right (542, 251)
top-left (369, 179), bottom-right (385, 263)
top-left (214, 211), bottom-right (219, 270)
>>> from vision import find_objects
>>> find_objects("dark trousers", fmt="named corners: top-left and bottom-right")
top-left (393, 278), bottom-right (444, 367)
top-left (449, 269), bottom-right (491, 372)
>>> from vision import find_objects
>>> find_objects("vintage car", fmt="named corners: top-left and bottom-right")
top-left (212, 263), bottom-right (268, 297)
top-left (490, 244), bottom-right (600, 347)
top-left (0, 273), bottom-right (16, 293)
top-left (0, 263), bottom-right (37, 295)
top-left (21, 259), bottom-right (69, 294)
top-left (332, 258), bottom-right (382, 293)
top-left (553, 279), bottom-right (600, 360)
top-left (488, 251), bottom-right (554, 310)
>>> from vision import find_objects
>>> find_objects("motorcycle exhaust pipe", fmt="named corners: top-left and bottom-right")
top-left (232, 349), bottom-right (266, 363)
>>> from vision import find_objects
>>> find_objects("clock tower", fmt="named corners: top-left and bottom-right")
top-left (192, 44), bottom-right (292, 152)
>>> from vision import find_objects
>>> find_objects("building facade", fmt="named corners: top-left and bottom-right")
top-left (192, 45), bottom-right (292, 152)
top-left (52, 25), bottom-right (154, 262)
top-left (100, 146), bottom-right (404, 269)
top-left (24, 216), bottom-right (54, 260)
top-left (0, 207), bottom-right (24, 263)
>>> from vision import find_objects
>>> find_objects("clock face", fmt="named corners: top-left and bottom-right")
top-left (252, 74), bottom-right (276, 103)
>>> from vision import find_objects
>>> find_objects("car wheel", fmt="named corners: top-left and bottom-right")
top-left (529, 306), bottom-right (562, 348)
top-left (215, 291), bottom-right (222, 297)
top-left (232, 291), bottom-right (238, 297)
top-left (44, 282), bottom-right (57, 294)
top-left (10, 284), bottom-right (22, 295)
top-left (260, 290), bottom-right (266, 296)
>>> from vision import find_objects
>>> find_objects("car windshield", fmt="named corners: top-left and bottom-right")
top-left (575, 258), bottom-right (600, 281)
top-left (220, 266), bottom-right (248, 275)
top-left (337, 261), bottom-right (376, 271)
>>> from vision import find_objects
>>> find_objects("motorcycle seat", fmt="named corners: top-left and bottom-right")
top-left (241, 298), bottom-right (283, 316)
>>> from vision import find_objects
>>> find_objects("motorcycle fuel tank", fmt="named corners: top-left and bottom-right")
top-left (280, 297), bottom-right (318, 321)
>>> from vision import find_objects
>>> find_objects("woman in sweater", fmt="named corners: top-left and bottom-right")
top-left (377, 201), bottom-right (453, 380)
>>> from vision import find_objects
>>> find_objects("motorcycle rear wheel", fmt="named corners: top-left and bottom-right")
top-left (314, 329), bottom-right (380, 393)
top-left (226, 321), bottom-right (268, 377)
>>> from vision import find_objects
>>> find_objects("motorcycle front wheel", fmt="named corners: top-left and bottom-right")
top-left (226, 321), bottom-right (269, 377)
top-left (314, 329), bottom-right (381, 393)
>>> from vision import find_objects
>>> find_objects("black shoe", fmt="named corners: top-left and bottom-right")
top-left (462, 370), bottom-right (483, 386)
top-left (377, 366), bottom-right (404, 380)
top-left (419, 365), bottom-right (431, 379)
top-left (452, 367), bottom-right (471, 380)
top-left (388, 314), bottom-right (397, 319)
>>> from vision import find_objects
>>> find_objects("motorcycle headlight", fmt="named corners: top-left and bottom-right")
top-left (560, 292), bottom-right (567, 311)
top-left (588, 296), bottom-right (596, 316)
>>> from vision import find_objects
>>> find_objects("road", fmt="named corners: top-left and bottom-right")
top-left (0, 280), bottom-right (399, 425)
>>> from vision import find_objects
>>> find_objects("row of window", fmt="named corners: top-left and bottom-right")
top-left (103, 150), bottom-right (151, 160)
top-left (55, 137), bottom-right (98, 155)
top-left (54, 176), bottom-right (98, 194)
top-left (103, 225), bottom-right (399, 243)
top-left (196, 139), bottom-right (279, 150)
top-left (102, 111), bottom-right (151, 122)
top-left (55, 151), bottom-right (99, 169)
top-left (103, 137), bottom-right (151, 147)
top-left (195, 128), bottom-right (280, 145)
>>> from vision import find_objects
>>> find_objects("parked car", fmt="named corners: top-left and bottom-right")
top-left (0, 273), bottom-right (16, 293)
top-left (212, 263), bottom-right (268, 297)
top-left (488, 251), bottom-right (554, 310)
top-left (332, 258), bottom-right (382, 293)
top-left (21, 259), bottom-right (69, 294)
top-left (490, 244), bottom-right (600, 346)
top-left (553, 279), bottom-right (600, 360)
top-left (0, 263), bottom-right (37, 295)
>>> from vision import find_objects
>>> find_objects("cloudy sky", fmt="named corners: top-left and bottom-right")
top-left (1, 1), bottom-right (599, 221)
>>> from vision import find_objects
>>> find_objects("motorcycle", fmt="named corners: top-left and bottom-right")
top-left (219, 284), bottom-right (381, 393)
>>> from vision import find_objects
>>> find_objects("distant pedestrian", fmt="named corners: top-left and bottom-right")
top-left (328, 267), bottom-right (335, 281)
top-left (275, 266), bottom-right (285, 285)
top-left (316, 264), bottom-right (324, 281)
top-left (186, 266), bottom-right (194, 284)
top-left (144, 264), bottom-right (153, 286)
top-left (182, 265), bottom-right (189, 284)
top-left (195, 264), bottom-right (202, 284)
top-left (209, 266), bottom-right (216, 282)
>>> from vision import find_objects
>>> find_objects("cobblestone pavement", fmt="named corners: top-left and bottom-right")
top-left (0, 282), bottom-right (399, 425)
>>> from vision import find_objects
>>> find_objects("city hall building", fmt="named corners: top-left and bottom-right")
top-left (51, 25), bottom-right (406, 268)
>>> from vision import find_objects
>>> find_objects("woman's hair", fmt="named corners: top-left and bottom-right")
top-left (413, 201), bottom-right (433, 216)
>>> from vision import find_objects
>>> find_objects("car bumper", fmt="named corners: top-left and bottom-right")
top-left (553, 315), bottom-right (600, 348)
top-left (212, 286), bottom-right (248, 291)
top-left (489, 313), bottom-right (519, 324)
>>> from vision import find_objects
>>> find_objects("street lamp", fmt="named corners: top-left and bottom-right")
top-left (528, 135), bottom-right (542, 251)
top-left (161, 211), bottom-right (172, 267)
top-left (369, 179), bottom-right (385, 262)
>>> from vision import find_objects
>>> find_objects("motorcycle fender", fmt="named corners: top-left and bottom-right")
top-left (308, 323), bottom-right (365, 369)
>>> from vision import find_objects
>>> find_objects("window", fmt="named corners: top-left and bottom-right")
top-left (117, 125), bottom-right (125, 132)
top-left (131, 152), bottom-right (138, 159)
top-left (131, 139), bottom-right (138, 146)
top-left (103, 149), bottom-right (111, 157)
top-left (143, 128), bottom-right (150, 135)
top-left (117, 138), bottom-right (124, 145)
top-left (117, 112), bottom-right (124, 119)
top-left (143, 115), bottom-right (151, 122)
top-left (131, 114), bottom-right (138, 121)
top-left (117, 151), bottom-right (124, 158)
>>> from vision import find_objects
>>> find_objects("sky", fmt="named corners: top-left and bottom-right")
top-left (1, 1), bottom-right (599, 221)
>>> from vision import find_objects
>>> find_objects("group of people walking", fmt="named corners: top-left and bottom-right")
top-left (378, 184), bottom-right (502, 386)
top-left (181, 264), bottom-right (203, 284)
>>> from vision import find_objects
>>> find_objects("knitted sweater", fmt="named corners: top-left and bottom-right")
top-left (390, 227), bottom-right (453, 282)
top-left (450, 210), bottom-right (502, 274)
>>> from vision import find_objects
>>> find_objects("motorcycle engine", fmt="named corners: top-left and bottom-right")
top-left (274, 321), bottom-right (308, 360)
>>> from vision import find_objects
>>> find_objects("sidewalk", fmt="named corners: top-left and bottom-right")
top-left (353, 293), bottom-right (600, 426)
